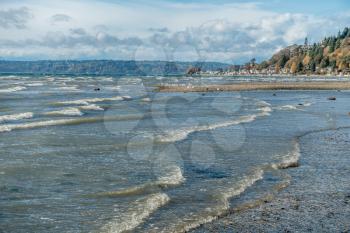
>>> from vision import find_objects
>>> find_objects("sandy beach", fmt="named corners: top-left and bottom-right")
top-left (157, 81), bottom-right (350, 92)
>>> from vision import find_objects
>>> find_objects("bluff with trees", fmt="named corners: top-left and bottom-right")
top-left (256, 27), bottom-right (350, 75)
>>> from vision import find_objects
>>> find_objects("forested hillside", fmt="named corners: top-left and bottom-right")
top-left (257, 27), bottom-right (350, 75)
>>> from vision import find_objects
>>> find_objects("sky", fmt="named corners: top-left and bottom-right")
top-left (0, 0), bottom-right (349, 63)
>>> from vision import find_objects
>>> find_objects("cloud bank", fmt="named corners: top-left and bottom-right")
top-left (0, 1), bottom-right (348, 63)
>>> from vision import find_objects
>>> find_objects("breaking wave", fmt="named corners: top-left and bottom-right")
top-left (156, 106), bottom-right (271, 143)
top-left (272, 141), bottom-right (300, 169)
top-left (0, 118), bottom-right (101, 133)
top-left (0, 112), bottom-right (34, 123)
top-left (150, 169), bottom-right (264, 233)
top-left (79, 104), bottom-right (104, 111)
top-left (26, 82), bottom-right (44, 87)
top-left (276, 105), bottom-right (299, 111)
top-left (56, 86), bottom-right (80, 91)
top-left (0, 86), bottom-right (26, 93)
top-left (56, 96), bottom-right (123, 105)
top-left (44, 108), bottom-right (84, 116)
top-left (100, 193), bottom-right (170, 233)
top-left (91, 166), bottom-right (184, 198)
top-left (0, 114), bottom-right (145, 134)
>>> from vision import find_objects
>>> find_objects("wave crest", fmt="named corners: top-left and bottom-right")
top-left (0, 112), bottom-right (33, 123)
top-left (100, 193), bottom-right (170, 233)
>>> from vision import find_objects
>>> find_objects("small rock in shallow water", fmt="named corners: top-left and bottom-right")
top-left (328, 97), bottom-right (336, 101)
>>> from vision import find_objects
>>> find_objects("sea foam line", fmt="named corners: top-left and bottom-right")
top-left (0, 117), bottom-right (104, 133)
top-left (91, 166), bottom-right (184, 198)
top-left (44, 108), bottom-right (84, 117)
top-left (79, 104), bottom-right (104, 111)
top-left (0, 86), bottom-right (27, 93)
top-left (56, 96), bottom-right (124, 105)
top-left (272, 141), bottom-right (300, 169)
top-left (151, 169), bottom-right (264, 233)
top-left (156, 105), bottom-right (271, 144)
top-left (0, 114), bottom-right (146, 133)
top-left (0, 112), bottom-right (34, 123)
top-left (100, 193), bottom-right (170, 233)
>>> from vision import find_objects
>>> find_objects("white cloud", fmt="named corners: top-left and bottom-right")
top-left (50, 14), bottom-right (72, 24)
top-left (0, 7), bottom-right (32, 29)
top-left (0, 1), bottom-right (349, 62)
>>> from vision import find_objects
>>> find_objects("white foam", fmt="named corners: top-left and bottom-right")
top-left (303, 102), bottom-right (312, 107)
top-left (44, 108), bottom-right (83, 116)
top-left (79, 104), bottom-right (104, 111)
top-left (156, 114), bottom-right (260, 143)
top-left (256, 100), bottom-right (271, 107)
top-left (153, 169), bottom-right (264, 233)
top-left (26, 82), bottom-right (44, 87)
top-left (101, 193), bottom-right (170, 233)
top-left (105, 86), bottom-right (121, 91)
top-left (0, 112), bottom-right (33, 123)
top-left (272, 141), bottom-right (300, 169)
top-left (93, 166), bottom-right (184, 198)
top-left (56, 96), bottom-right (123, 105)
top-left (257, 106), bottom-right (272, 116)
top-left (155, 165), bottom-right (185, 186)
top-left (276, 105), bottom-right (299, 111)
top-left (0, 118), bottom-right (90, 133)
top-left (56, 86), bottom-right (80, 91)
top-left (141, 97), bottom-right (152, 102)
top-left (0, 86), bottom-right (26, 93)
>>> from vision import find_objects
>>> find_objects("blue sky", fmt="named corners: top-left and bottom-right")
top-left (0, 0), bottom-right (349, 63)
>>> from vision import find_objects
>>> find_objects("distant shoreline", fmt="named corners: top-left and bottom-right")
top-left (157, 81), bottom-right (350, 92)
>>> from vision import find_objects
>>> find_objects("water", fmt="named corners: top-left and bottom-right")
top-left (1, 75), bottom-right (350, 233)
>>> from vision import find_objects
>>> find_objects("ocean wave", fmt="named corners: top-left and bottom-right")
top-left (256, 100), bottom-right (271, 107)
top-left (141, 97), bottom-right (152, 102)
top-left (100, 193), bottom-right (170, 233)
top-left (0, 114), bottom-right (146, 133)
top-left (104, 86), bottom-right (121, 91)
top-left (303, 102), bottom-right (312, 107)
top-left (0, 117), bottom-right (102, 133)
top-left (44, 108), bottom-right (84, 116)
top-left (0, 86), bottom-right (27, 93)
top-left (0, 112), bottom-right (34, 123)
top-left (257, 106), bottom-right (272, 116)
top-left (152, 169), bottom-right (264, 233)
top-left (91, 166), bottom-right (184, 198)
top-left (276, 105), bottom-right (299, 111)
top-left (79, 104), bottom-right (104, 111)
top-left (56, 86), bottom-right (80, 91)
top-left (156, 114), bottom-right (262, 143)
top-left (56, 96), bottom-right (123, 105)
top-left (275, 102), bottom-right (312, 111)
top-left (26, 82), bottom-right (44, 87)
top-left (272, 141), bottom-right (300, 169)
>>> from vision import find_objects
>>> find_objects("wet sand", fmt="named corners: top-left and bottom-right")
top-left (157, 82), bottom-right (350, 92)
top-left (192, 128), bottom-right (350, 232)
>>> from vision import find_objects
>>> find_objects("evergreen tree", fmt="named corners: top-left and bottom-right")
top-left (278, 54), bottom-right (288, 68)
top-left (335, 39), bottom-right (341, 49)
top-left (296, 61), bottom-right (303, 73)
top-left (310, 61), bottom-right (316, 72)
top-left (341, 27), bottom-right (349, 39)
top-left (320, 57), bottom-right (329, 68)
top-left (329, 60), bottom-right (337, 70)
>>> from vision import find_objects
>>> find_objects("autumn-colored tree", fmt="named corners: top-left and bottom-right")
top-left (290, 62), bottom-right (297, 74)
top-left (303, 55), bottom-right (311, 66)
top-left (275, 65), bottom-right (280, 74)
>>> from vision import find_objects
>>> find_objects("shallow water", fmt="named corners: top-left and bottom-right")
top-left (1, 75), bottom-right (350, 233)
